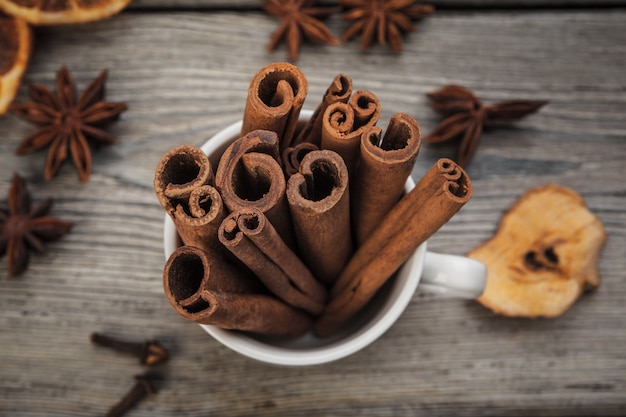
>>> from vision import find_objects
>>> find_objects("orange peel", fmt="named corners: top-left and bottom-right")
top-left (469, 184), bottom-right (607, 318)
top-left (0, 14), bottom-right (31, 115)
top-left (0, 0), bottom-right (131, 25)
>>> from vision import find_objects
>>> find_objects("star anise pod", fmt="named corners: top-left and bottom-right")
top-left (425, 85), bottom-right (548, 167)
top-left (0, 173), bottom-right (73, 277)
top-left (340, 0), bottom-right (434, 52)
top-left (10, 65), bottom-right (128, 182)
top-left (263, 0), bottom-right (341, 61)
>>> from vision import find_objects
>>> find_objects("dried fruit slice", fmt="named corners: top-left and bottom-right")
top-left (0, 14), bottom-right (31, 115)
top-left (0, 0), bottom-right (131, 25)
top-left (469, 184), bottom-right (607, 318)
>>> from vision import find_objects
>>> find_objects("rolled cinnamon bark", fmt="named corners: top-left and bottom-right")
top-left (215, 129), bottom-right (281, 174)
top-left (320, 90), bottom-right (380, 174)
top-left (349, 89), bottom-right (381, 128)
top-left (218, 207), bottom-right (327, 316)
top-left (154, 144), bottom-right (214, 214)
top-left (286, 150), bottom-right (352, 285)
top-left (352, 113), bottom-right (422, 245)
top-left (164, 246), bottom-right (259, 295)
top-left (163, 246), bottom-right (311, 337)
top-left (215, 129), bottom-right (295, 247)
top-left (154, 145), bottom-right (222, 252)
top-left (241, 62), bottom-right (308, 154)
top-left (169, 185), bottom-right (227, 254)
top-left (282, 142), bottom-right (319, 177)
top-left (293, 73), bottom-right (353, 147)
top-left (314, 158), bottom-right (472, 337)
top-left (332, 158), bottom-right (467, 298)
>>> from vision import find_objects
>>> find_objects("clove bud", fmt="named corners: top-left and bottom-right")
top-left (91, 332), bottom-right (169, 366)
top-left (106, 373), bottom-right (157, 417)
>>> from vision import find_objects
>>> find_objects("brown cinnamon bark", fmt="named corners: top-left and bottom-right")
top-left (241, 62), bottom-right (308, 154)
top-left (170, 185), bottom-right (228, 254)
top-left (164, 246), bottom-right (259, 296)
top-left (282, 142), bottom-right (319, 177)
top-left (163, 246), bottom-right (311, 337)
top-left (320, 89), bottom-right (380, 174)
top-left (154, 145), bottom-right (224, 253)
top-left (314, 158), bottom-right (472, 337)
top-left (332, 158), bottom-right (467, 298)
top-left (293, 73), bottom-right (353, 147)
top-left (286, 150), bottom-right (353, 285)
top-left (349, 90), bottom-right (381, 128)
top-left (352, 113), bottom-right (422, 245)
top-left (215, 128), bottom-right (281, 173)
top-left (215, 129), bottom-right (296, 247)
top-left (218, 207), bottom-right (327, 315)
top-left (154, 144), bottom-right (214, 214)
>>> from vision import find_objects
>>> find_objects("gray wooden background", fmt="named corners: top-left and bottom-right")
top-left (1, 1), bottom-right (625, 415)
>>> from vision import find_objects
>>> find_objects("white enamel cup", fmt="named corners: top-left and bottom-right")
top-left (163, 109), bottom-right (487, 366)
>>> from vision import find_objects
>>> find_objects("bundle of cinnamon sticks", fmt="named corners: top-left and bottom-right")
top-left (155, 62), bottom-right (472, 338)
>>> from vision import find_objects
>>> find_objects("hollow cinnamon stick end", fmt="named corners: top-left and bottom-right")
top-left (162, 246), bottom-right (212, 320)
top-left (468, 184), bottom-right (607, 318)
top-left (154, 145), bottom-right (214, 209)
top-left (287, 149), bottom-right (352, 285)
top-left (241, 62), bottom-right (308, 148)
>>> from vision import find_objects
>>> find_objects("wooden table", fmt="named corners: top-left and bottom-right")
top-left (1, 1), bottom-right (625, 415)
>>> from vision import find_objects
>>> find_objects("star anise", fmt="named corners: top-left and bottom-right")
top-left (425, 85), bottom-right (548, 167)
top-left (10, 65), bottom-right (128, 182)
top-left (340, 0), bottom-right (434, 52)
top-left (263, 0), bottom-right (341, 61)
top-left (0, 173), bottom-right (73, 277)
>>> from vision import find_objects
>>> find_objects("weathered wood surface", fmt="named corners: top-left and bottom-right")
top-left (1, 7), bottom-right (625, 417)
top-left (127, 0), bottom-right (626, 9)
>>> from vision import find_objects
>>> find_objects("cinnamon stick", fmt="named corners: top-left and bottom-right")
top-left (164, 246), bottom-right (259, 295)
top-left (352, 113), bottom-right (422, 245)
top-left (154, 145), bottom-right (225, 253)
top-left (286, 149), bottom-right (353, 285)
top-left (170, 185), bottom-right (228, 254)
top-left (215, 129), bottom-right (296, 248)
top-left (241, 62), bottom-right (308, 154)
top-left (320, 90), bottom-right (380, 174)
top-left (163, 246), bottom-right (311, 337)
top-left (218, 207), bottom-right (327, 315)
top-left (332, 158), bottom-right (467, 298)
top-left (293, 73), bottom-right (353, 147)
top-left (314, 158), bottom-right (472, 337)
top-left (349, 90), bottom-right (381, 128)
top-left (282, 142), bottom-right (319, 177)
top-left (154, 144), bottom-right (214, 213)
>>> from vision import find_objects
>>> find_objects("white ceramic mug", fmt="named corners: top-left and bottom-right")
top-left (162, 109), bottom-right (487, 366)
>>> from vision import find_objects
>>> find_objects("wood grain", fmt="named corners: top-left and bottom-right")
top-left (126, 0), bottom-right (626, 9)
top-left (0, 8), bottom-right (625, 416)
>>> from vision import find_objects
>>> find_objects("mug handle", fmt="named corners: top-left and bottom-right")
top-left (418, 251), bottom-right (487, 299)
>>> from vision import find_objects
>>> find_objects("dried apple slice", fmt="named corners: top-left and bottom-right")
top-left (0, 14), bottom-right (31, 115)
top-left (0, 0), bottom-right (131, 25)
top-left (469, 184), bottom-right (607, 318)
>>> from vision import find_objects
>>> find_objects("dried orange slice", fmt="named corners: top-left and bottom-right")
top-left (0, 14), bottom-right (31, 115)
top-left (0, 0), bottom-right (131, 25)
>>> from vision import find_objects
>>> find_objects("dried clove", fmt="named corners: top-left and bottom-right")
top-left (91, 333), bottom-right (169, 366)
top-left (106, 373), bottom-right (157, 417)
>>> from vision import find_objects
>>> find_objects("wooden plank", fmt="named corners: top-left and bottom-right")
top-left (126, 0), bottom-right (626, 9)
top-left (1, 9), bottom-right (625, 416)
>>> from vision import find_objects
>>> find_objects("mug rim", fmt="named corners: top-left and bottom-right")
top-left (162, 109), bottom-right (426, 366)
